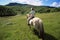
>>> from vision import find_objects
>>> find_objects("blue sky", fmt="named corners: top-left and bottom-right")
top-left (0, 0), bottom-right (60, 7)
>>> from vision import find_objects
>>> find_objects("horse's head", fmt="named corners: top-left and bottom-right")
top-left (26, 14), bottom-right (30, 19)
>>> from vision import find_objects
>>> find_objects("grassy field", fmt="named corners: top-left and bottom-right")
top-left (0, 12), bottom-right (60, 40)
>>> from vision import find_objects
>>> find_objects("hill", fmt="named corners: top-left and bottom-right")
top-left (5, 3), bottom-right (60, 14)
top-left (0, 6), bottom-right (17, 17)
top-left (6, 3), bottom-right (28, 6)
top-left (0, 3), bottom-right (60, 17)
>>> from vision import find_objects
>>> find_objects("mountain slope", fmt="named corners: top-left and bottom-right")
top-left (6, 3), bottom-right (28, 6)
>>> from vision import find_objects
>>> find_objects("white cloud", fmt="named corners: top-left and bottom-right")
top-left (11, 0), bottom-right (43, 6)
top-left (50, 2), bottom-right (60, 7)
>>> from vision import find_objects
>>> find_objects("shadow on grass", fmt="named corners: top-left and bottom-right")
top-left (33, 29), bottom-right (58, 40)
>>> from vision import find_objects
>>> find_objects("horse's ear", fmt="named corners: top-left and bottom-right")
top-left (26, 14), bottom-right (28, 18)
top-left (27, 16), bottom-right (28, 18)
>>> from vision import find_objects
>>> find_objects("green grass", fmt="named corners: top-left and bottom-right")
top-left (0, 12), bottom-right (60, 40)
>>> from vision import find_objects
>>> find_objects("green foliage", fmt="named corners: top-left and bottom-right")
top-left (1, 5), bottom-right (60, 16)
top-left (6, 6), bottom-right (60, 14)
top-left (33, 6), bottom-right (60, 13)
top-left (0, 6), bottom-right (17, 17)
top-left (6, 6), bottom-right (31, 14)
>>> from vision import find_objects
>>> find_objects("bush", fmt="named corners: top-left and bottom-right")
top-left (0, 6), bottom-right (17, 17)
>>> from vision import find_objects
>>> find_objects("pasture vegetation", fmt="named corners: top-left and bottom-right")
top-left (0, 12), bottom-right (60, 40)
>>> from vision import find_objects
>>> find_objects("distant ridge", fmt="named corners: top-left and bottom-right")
top-left (6, 3), bottom-right (28, 6)
top-left (6, 2), bottom-right (56, 8)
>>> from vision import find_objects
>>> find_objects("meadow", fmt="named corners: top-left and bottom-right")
top-left (0, 12), bottom-right (60, 40)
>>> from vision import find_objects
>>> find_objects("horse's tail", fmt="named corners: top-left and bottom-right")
top-left (39, 22), bottom-right (44, 40)
top-left (35, 19), bottom-right (44, 40)
top-left (35, 20), bottom-right (44, 40)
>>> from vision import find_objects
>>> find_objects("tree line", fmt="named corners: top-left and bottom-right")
top-left (0, 6), bottom-right (60, 17)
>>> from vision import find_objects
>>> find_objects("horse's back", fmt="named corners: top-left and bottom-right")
top-left (33, 17), bottom-right (42, 23)
top-left (29, 17), bottom-right (43, 26)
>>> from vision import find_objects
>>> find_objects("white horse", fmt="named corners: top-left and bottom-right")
top-left (26, 14), bottom-right (44, 40)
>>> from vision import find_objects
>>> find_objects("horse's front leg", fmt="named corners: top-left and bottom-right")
top-left (28, 24), bottom-right (31, 29)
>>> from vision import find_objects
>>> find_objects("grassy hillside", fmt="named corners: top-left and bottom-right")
top-left (0, 12), bottom-right (60, 40)
top-left (0, 6), bottom-right (17, 17)
top-left (0, 5), bottom-right (60, 17)
top-left (6, 5), bottom-right (60, 14)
